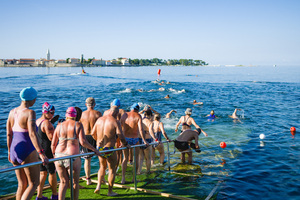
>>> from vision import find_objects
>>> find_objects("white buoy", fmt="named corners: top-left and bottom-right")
top-left (259, 134), bottom-right (265, 140)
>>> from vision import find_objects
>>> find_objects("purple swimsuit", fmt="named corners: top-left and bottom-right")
top-left (10, 108), bottom-right (35, 164)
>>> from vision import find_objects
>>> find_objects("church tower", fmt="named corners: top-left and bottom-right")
top-left (47, 49), bottom-right (50, 60)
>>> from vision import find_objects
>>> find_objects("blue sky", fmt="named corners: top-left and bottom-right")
top-left (1, 0), bottom-right (299, 65)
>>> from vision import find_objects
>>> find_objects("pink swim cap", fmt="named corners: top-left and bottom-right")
top-left (66, 107), bottom-right (77, 118)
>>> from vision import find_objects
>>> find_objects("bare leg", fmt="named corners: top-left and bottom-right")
top-left (121, 149), bottom-right (129, 184)
top-left (14, 168), bottom-right (27, 200)
top-left (187, 152), bottom-right (193, 164)
top-left (95, 156), bottom-right (107, 194)
top-left (21, 151), bottom-right (40, 200)
top-left (133, 147), bottom-right (140, 182)
top-left (138, 149), bottom-right (144, 174)
top-left (181, 152), bottom-right (186, 163)
top-left (107, 152), bottom-right (118, 196)
top-left (55, 162), bottom-right (69, 200)
top-left (37, 171), bottom-right (47, 198)
top-left (84, 157), bottom-right (92, 185)
top-left (71, 158), bottom-right (81, 200)
top-left (48, 172), bottom-right (58, 196)
top-left (151, 147), bottom-right (156, 165)
top-left (156, 143), bottom-right (165, 164)
top-left (144, 147), bottom-right (152, 173)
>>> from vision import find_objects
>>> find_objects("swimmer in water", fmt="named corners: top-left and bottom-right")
top-left (229, 108), bottom-right (242, 123)
top-left (165, 110), bottom-right (176, 119)
top-left (165, 95), bottom-right (170, 99)
top-left (206, 110), bottom-right (217, 121)
top-left (193, 100), bottom-right (203, 105)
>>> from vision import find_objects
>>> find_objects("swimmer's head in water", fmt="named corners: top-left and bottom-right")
top-left (185, 108), bottom-right (192, 115)
top-left (42, 102), bottom-right (55, 113)
top-left (66, 107), bottom-right (77, 118)
top-left (196, 128), bottom-right (202, 135)
top-left (112, 98), bottom-right (121, 107)
top-left (20, 87), bottom-right (37, 101)
top-left (210, 110), bottom-right (215, 115)
top-left (86, 97), bottom-right (95, 107)
top-left (131, 103), bottom-right (140, 111)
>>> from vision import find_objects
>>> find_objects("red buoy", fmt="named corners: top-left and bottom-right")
top-left (157, 69), bottom-right (161, 75)
top-left (220, 142), bottom-right (226, 148)
top-left (290, 127), bottom-right (296, 132)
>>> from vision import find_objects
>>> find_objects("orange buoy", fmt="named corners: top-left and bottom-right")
top-left (157, 69), bottom-right (161, 75)
top-left (290, 127), bottom-right (296, 132)
top-left (220, 142), bottom-right (226, 148)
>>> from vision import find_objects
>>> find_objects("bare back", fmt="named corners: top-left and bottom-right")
top-left (176, 129), bottom-right (199, 143)
top-left (52, 120), bottom-right (81, 155)
top-left (94, 115), bottom-right (119, 148)
top-left (80, 109), bottom-right (102, 135)
top-left (142, 118), bottom-right (152, 139)
top-left (121, 111), bottom-right (142, 138)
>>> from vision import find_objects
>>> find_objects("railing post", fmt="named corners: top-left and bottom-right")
top-left (70, 158), bottom-right (74, 200)
top-left (133, 147), bottom-right (137, 190)
top-left (167, 141), bottom-right (170, 171)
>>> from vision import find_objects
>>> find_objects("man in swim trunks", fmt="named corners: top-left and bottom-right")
top-left (120, 103), bottom-right (149, 184)
top-left (174, 128), bottom-right (207, 164)
top-left (80, 97), bottom-right (102, 185)
top-left (103, 99), bottom-right (126, 169)
top-left (6, 87), bottom-right (49, 200)
top-left (91, 106), bottom-right (129, 196)
top-left (36, 102), bottom-right (58, 200)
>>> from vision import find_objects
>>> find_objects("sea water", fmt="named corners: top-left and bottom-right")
top-left (0, 65), bottom-right (299, 199)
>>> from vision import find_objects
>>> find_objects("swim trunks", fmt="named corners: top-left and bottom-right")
top-left (37, 120), bottom-right (55, 174)
top-left (174, 140), bottom-right (190, 151)
top-left (139, 138), bottom-right (153, 149)
top-left (10, 108), bottom-right (35, 165)
top-left (125, 137), bottom-right (139, 145)
top-left (97, 146), bottom-right (116, 158)
top-left (80, 135), bottom-right (96, 159)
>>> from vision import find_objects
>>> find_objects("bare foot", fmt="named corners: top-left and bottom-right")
top-left (86, 178), bottom-right (91, 185)
top-left (94, 189), bottom-right (100, 194)
top-left (108, 191), bottom-right (118, 196)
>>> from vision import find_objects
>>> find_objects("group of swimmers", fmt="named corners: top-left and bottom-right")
top-left (6, 86), bottom-right (242, 200)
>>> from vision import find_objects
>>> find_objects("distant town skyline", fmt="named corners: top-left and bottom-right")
top-left (0, 0), bottom-right (299, 66)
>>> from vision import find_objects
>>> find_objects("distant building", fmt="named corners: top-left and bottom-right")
top-left (17, 59), bottom-right (35, 65)
top-left (106, 60), bottom-right (112, 66)
top-left (6, 59), bottom-right (17, 64)
top-left (0, 59), bottom-right (4, 66)
top-left (121, 58), bottom-right (130, 65)
top-left (69, 58), bottom-right (80, 63)
top-left (47, 49), bottom-right (50, 60)
top-left (92, 59), bottom-right (106, 65)
top-left (56, 59), bottom-right (66, 63)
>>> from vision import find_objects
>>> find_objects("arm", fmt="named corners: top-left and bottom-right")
top-left (190, 118), bottom-right (200, 129)
top-left (200, 129), bottom-right (208, 137)
top-left (149, 106), bottom-right (159, 114)
top-left (138, 116), bottom-right (148, 145)
top-left (194, 134), bottom-right (199, 149)
top-left (175, 117), bottom-right (183, 132)
top-left (159, 122), bottom-right (170, 141)
top-left (6, 111), bottom-right (13, 163)
top-left (116, 121), bottom-right (130, 148)
top-left (148, 122), bottom-right (157, 141)
top-left (91, 122), bottom-right (97, 141)
top-left (51, 124), bottom-right (59, 154)
top-left (78, 122), bottom-right (101, 156)
top-left (43, 120), bottom-right (55, 141)
top-left (27, 110), bottom-right (48, 165)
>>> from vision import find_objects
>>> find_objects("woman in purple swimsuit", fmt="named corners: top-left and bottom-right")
top-left (6, 87), bottom-right (49, 200)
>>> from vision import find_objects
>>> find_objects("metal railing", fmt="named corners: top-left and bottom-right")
top-left (0, 140), bottom-right (172, 200)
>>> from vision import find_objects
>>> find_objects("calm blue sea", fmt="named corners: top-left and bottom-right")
top-left (0, 65), bottom-right (299, 199)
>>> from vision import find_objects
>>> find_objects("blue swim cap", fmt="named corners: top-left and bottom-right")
top-left (131, 103), bottom-right (140, 111)
top-left (112, 98), bottom-right (121, 107)
top-left (20, 87), bottom-right (37, 101)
